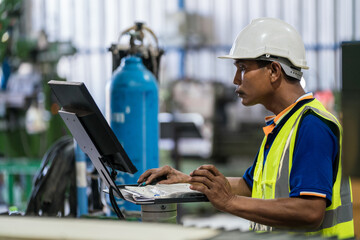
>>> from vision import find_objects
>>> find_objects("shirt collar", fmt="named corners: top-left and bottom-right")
top-left (262, 92), bottom-right (314, 136)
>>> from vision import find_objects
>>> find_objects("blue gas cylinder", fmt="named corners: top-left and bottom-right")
top-left (106, 56), bottom-right (159, 212)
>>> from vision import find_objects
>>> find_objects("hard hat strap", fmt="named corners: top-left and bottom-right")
top-left (256, 55), bottom-right (303, 80)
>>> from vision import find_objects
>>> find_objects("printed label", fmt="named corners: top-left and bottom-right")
top-left (112, 112), bottom-right (125, 123)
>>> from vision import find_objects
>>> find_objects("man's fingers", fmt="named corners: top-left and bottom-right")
top-left (138, 166), bottom-right (173, 184)
top-left (145, 173), bottom-right (162, 185)
top-left (190, 176), bottom-right (213, 189)
top-left (138, 170), bottom-right (161, 184)
top-left (197, 165), bottom-right (222, 176)
top-left (137, 169), bottom-right (154, 183)
top-left (189, 182), bottom-right (208, 193)
top-left (190, 169), bottom-right (216, 181)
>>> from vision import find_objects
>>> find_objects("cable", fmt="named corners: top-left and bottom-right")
top-left (109, 186), bottom-right (125, 220)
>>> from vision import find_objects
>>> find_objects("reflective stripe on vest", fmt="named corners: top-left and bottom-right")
top-left (250, 101), bottom-right (354, 238)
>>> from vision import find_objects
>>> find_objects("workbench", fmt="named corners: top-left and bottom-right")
top-left (0, 216), bottom-right (218, 240)
top-left (0, 216), bottom-right (339, 240)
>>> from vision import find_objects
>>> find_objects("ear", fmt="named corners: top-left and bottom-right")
top-left (269, 62), bottom-right (282, 83)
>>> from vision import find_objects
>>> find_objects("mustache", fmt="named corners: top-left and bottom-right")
top-left (235, 89), bottom-right (244, 95)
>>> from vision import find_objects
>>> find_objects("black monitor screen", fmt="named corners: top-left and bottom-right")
top-left (48, 80), bottom-right (137, 174)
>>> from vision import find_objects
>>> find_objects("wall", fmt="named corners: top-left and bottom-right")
top-left (28, 0), bottom-right (360, 116)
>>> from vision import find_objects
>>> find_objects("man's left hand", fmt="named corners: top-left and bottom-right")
top-left (189, 164), bottom-right (235, 211)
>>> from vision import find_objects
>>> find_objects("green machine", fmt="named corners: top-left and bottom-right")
top-left (0, 0), bottom-right (76, 209)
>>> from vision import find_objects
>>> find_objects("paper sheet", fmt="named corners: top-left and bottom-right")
top-left (121, 183), bottom-right (204, 202)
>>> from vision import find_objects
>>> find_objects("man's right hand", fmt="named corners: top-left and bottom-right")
top-left (137, 165), bottom-right (191, 185)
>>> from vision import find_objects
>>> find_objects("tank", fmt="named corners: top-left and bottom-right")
top-left (106, 55), bottom-right (159, 212)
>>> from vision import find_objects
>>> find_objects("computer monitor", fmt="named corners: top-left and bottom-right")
top-left (48, 80), bottom-right (137, 177)
top-left (48, 80), bottom-right (140, 219)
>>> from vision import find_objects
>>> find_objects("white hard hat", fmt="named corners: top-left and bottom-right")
top-left (219, 18), bottom-right (308, 71)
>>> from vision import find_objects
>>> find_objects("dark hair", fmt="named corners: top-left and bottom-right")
top-left (256, 60), bottom-right (271, 68)
top-left (285, 75), bottom-right (300, 82)
top-left (256, 60), bottom-right (300, 82)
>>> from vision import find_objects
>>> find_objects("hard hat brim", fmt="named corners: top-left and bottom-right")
top-left (218, 55), bottom-right (237, 59)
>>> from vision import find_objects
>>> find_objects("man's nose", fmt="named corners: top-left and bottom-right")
top-left (233, 69), bottom-right (242, 85)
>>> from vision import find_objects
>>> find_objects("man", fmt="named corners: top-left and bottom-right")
top-left (138, 18), bottom-right (354, 239)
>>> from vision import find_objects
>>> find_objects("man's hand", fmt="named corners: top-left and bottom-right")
top-left (137, 165), bottom-right (191, 185)
top-left (189, 164), bottom-right (235, 211)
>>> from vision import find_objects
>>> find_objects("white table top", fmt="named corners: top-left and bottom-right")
top-left (0, 216), bottom-right (219, 240)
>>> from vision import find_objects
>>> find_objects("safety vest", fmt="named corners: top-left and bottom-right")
top-left (250, 99), bottom-right (354, 239)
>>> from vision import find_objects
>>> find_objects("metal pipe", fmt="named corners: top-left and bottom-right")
top-left (299, 0), bottom-right (303, 36)
top-left (178, 0), bottom-right (186, 79)
top-left (315, 0), bottom-right (320, 90)
top-left (334, 0), bottom-right (339, 90)
top-left (352, 0), bottom-right (356, 41)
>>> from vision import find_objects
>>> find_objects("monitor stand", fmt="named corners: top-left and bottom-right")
top-left (59, 110), bottom-right (179, 223)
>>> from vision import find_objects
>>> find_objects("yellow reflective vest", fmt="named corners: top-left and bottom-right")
top-left (250, 99), bottom-right (354, 239)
